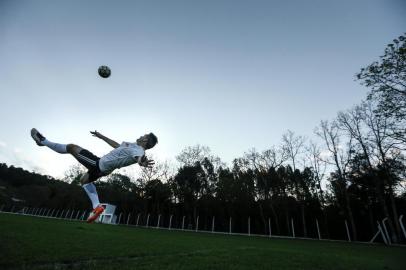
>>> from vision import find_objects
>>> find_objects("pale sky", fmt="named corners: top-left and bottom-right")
top-left (0, 0), bottom-right (405, 178)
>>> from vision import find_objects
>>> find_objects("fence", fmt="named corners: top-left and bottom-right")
top-left (1, 204), bottom-right (405, 246)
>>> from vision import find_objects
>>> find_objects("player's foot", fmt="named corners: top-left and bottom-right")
top-left (86, 205), bottom-right (105, 223)
top-left (31, 128), bottom-right (46, 146)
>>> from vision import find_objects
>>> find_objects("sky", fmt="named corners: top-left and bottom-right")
top-left (0, 0), bottom-right (405, 178)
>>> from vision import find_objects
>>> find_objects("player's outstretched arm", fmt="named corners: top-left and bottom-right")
top-left (90, 130), bottom-right (120, 148)
top-left (138, 155), bottom-right (155, 168)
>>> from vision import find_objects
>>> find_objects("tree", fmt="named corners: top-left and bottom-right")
top-left (176, 145), bottom-right (211, 167)
top-left (105, 173), bottom-right (135, 192)
top-left (175, 145), bottom-right (224, 198)
top-left (171, 163), bottom-right (206, 223)
top-left (63, 164), bottom-right (86, 185)
top-left (305, 140), bottom-right (329, 237)
top-left (305, 141), bottom-right (327, 206)
top-left (316, 120), bottom-right (358, 240)
top-left (356, 34), bottom-right (406, 145)
top-left (144, 179), bottom-right (172, 214)
top-left (139, 158), bottom-right (174, 184)
top-left (363, 101), bottom-right (403, 242)
top-left (282, 130), bottom-right (306, 171)
top-left (282, 130), bottom-right (309, 236)
top-left (337, 103), bottom-right (384, 226)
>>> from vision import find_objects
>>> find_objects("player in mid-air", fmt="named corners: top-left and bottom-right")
top-left (30, 128), bottom-right (157, 223)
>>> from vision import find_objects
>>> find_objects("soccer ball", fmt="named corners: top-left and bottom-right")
top-left (98, 65), bottom-right (111, 78)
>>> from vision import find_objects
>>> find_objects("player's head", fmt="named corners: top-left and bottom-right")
top-left (137, 133), bottom-right (158, 149)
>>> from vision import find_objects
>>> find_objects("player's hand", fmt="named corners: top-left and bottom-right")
top-left (90, 130), bottom-right (101, 138)
top-left (139, 156), bottom-right (155, 168)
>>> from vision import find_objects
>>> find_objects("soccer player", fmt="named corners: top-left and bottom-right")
top-left (30, 128), bottom-right (157, 223)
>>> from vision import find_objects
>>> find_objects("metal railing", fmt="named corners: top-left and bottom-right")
top-left (1, 204), bottom-right (405, 246)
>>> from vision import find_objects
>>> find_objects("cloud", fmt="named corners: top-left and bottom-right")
top-left (0, 144), bottom-right (46, 175)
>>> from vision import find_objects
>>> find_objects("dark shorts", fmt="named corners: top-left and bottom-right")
top-left (77, 149), bottom-right (106, 182)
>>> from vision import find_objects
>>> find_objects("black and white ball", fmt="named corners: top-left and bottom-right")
top-left (98, 65), bottom-right (111, 78)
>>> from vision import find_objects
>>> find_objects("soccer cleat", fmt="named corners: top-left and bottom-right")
top-left (31, 128), bottom-right (46, 146)
top-left (86, 205), bottom-right (105, 223)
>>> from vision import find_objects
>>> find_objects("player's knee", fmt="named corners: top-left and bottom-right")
top-left (66, 144), bottom-right (81, 154)
top-left (80, 173), bottom-right (90, 185)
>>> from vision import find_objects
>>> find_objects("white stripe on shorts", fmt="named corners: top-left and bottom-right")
top-left (78, 154), bottom-right (96, 165)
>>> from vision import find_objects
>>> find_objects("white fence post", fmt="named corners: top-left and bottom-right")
top-left (169, 215), bottom-right (173, 230)
top-left (382, 218), bottom-right (391, 245)
top-left (291, 218), bottom-right (295, 238)
top-left (75, 210), bottom-right (80, 220)
top-left (182, 216), bottom-right (185, 230)
top-left (399, 215), bottom-right (406, 240)
top-left (229, 217), bottom-right (232, 234)
top-left (345, 220), bottom-right (351, 242)
top-left (316, 219), bottom-right (321, 240)
top-left (136, 213), bottom-right (141, 226)
top-left (248, 217), bottom-right (251, 236)
top-left (127, 213), bottom-right (131, 225)
top-left (195, 216), bottom-right (199, 232)
top-left (118, 213), bottom-right (123, 224)
top-left (157, 215), bottom-right (161, 228)
top-left (146, 214), bottom-right (150, 227)
top-left (370, 221), bottom-right (388, 244)
top-left (268, 218), bottom-right (272, 237)
top-left (212, 216), bottom-right (215, 232)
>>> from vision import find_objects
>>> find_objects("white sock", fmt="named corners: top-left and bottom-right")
top-left (42, 139), bottom-right (67, 153)
top-left (82, 183), bottom-right (100, 209)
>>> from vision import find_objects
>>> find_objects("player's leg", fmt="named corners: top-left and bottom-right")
top-left (66, 144), bottom-right (105, 221)
top-left (81, 172), bottom-right (104, 223)
top-left (30, 129), bottom-right (93, 164)
top-left (67, 146), bottom-right (106, 223)
top-left (82, 174), bottom-right (105, 223)
top-left (31, 128), bottom-right (104, 222)
top-left (62, 144), bottom-right (104, 223)
top-left (80, 172), bottom-right (100, 208)
top-left (31, 128), bottom-right (68, 153)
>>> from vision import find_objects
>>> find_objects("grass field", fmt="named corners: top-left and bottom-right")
top-left (0, 213), bottom-right (404, 270)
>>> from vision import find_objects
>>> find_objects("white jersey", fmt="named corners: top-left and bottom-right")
top-left (98, 141), bottom-right (145, 174)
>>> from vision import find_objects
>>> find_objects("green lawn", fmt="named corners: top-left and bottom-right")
top-left (0, 213), bottom-right (404, 270)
